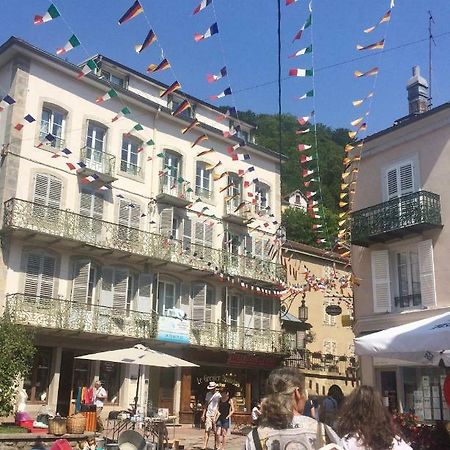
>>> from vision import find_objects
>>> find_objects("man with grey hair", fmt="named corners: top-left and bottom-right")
top-left (93, 380), bottom-right (107, 432)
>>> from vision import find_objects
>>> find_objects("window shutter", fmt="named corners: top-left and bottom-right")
top-left (387, 169), bottom-right (398, 199)
top-left (371, 250), bottom-right (392, 313)
top-left (180, 282), bottom-right (191, 317)
top-left (24, 254), bottom-right (41, 297)
top-left (244, 297), bottom-right (254, 328)
top-left (48, 176), bottom-right (63, 209)
top-left (40, 255), bottom-right (55, 298)
top-left (119, 199), bottom-right (129, 226)
top-left (399, 163), bottom-right (414, 195)
top-left (254, 239), bottom-right (263, 259)
top-left (100, 267), bottom-right (114, 308)
top-left (113, 269), bottom-right (129, 312)
top-left (160, 207), bottom-right (174, 238)
top-left (137, 273), bottom-right (153, 313)
top-left (245, 235), bottom-right (253, 257)
top-left (183, 218), bottom-right (192, 251)
top-left (130, 204), bottom-right (141, 229)
top-left (417, 239), bottom-right (437, 308)
top-left (262, 300), bottom-right (271, 329)
top-left (205, 286), bottom-right (215, 322)
top-left (192, 283), bottom-right (205, 322)
top-left (33, 174), bottom-right (50, 205)
top-left (254, 298), bottom-right (262, 329)
top-left (204, 223), bottom-right (213, 259)
top-left (72, 260), bottom-right (91, 304)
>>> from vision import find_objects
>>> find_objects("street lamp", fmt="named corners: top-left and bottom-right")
top-left (298, 299), bottom-right (308, 322)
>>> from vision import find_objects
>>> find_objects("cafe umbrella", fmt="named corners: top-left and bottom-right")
top-left (76, 344), bottom-right (198, 413)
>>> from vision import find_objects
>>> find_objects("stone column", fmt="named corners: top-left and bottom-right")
top-left (173, 367), bottom-right (181, 423)
top-left (48, 346), bottom-right (62, 413)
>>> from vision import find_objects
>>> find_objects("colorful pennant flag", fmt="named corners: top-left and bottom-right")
top-left (51, 148), bottom-right (72, 158)
top-left (81, 174), bottom-right (100, 184)
top-left (352, 91), bottom-right (373, 107)
top-left (181, 119), bottom-right (200, 134)
top-left (1, 95), bottom-right (16, 108)
top-left (223, 125), bottom-right (240, 138)
top-left (194, 23), bottom-right (219, 42)
top-left (216, 107), bottom-right (237, 122)
top-left (210, 87), bottom-right (232, 100)
top-left (14, 114), bottom-right (36, 131)
top-left (350, 116), bottom-right (365, 127)
top-left (172, 99), bottom-right (191, 117)
top-left (96, 89), bottom-right (118, 103)
top-left (112, 106), bottom-right (132, 122)
top-left (135, 29), bottom-right (156, 53)
top-left (292, 15), bottom-right (312, 42)
top-left (34, 4), bottom-right (60, 25)
top-left (357, 39), bottom-right (385, 51)
top-left (197, 148), bottom-right (215, 157)
top-left (289, 68), bottom-right (313, 77)
top-left (118, 1), bottom-right (143, 25)
top-left (286, 0), bottom-right (300, 5)
top-left (303, 169), bottom-right (314, 177)
top-left (364, 10), bottom-right (392, 33)
top-left (66, 161), bottom-right (86, 171)
top-left (160, 81), bottom-right (181, 98)
top-left (296, 90), bottom-right (314, 100)
top-left (77, 59), bottom-right (98, 79)
top-left (206, 161), bottom-right (222, 171)
top-left (296, 128), bottom-right (310, 135)
top-left (300, 155), bottom-right (313, 164)
top-left (354, 67), bottom-right (379, 78)
top-left (193, 0), bottom-right (213, 15)
top-left (298, 144), bottom-right (312, 151)
top-left (207, 66), bottom-right (227, 83)
top-left (191, 134), bottom-right (208, 147)
top-left (231, 153), bottom-right (251, 161)
top-left (56, 34), bottom-right (80, 55)
top-left (288, 45), bottom-right (313, 58)
top-left (227, 141), bottom-right (245, 154)
top-left (147, 58), bottom-right (170, 73)
top-left (297, 116), bottom-right (310, 126)
top-left (213, 171), bottom-right (228, 181)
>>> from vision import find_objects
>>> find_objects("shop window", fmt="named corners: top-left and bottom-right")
top-left (24, 346), bottom-right (52, 403)
top-left (99, 361), bottom-right (120, 404)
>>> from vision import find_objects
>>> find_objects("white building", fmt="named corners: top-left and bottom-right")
top-left (0, 37), bottom-right (286, 421)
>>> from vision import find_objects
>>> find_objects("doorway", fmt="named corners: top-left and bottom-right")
top-left (380, 370), bottom-right (398, 413)
top-left (56, 350), bottom-right (75, 416)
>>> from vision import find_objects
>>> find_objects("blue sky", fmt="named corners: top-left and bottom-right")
top-left (1, 0), bottom-right (450, 134)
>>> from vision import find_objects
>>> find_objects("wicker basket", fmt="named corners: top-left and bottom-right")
top-left (67, 414), bottom-right (87, 434)
top-left (48, 417), bottom-right (67, 435)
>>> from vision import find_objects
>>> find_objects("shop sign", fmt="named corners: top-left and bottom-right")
top-left (325, 304), bottom-right (342, 316)
top-left (195, 374), bottom-right (242, 388)
top-left (227, 353), bottom-right (278, 369)
top-left (157, 315), bottom-right (190, 344)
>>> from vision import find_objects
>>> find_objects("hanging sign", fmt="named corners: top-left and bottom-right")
top-left (326, 304), bottom-right (342, 316)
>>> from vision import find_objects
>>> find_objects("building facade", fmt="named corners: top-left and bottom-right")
top-left (351, 68), bottom-right (450, 420)
top-left (0, 37), bottom-right (286, 421)
top-left (281, 241), bottom-right (357, 398)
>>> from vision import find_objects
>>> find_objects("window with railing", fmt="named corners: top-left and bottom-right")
top-left (255, 181), bottom-right (270, 215)
top-left (121, 136), bottom-right (141, 176)
top-left (85, 121), bottom-right (108, 172)
top-left (225, 173), bottom-right (242, 213)
top-left (161, 151), bottom-right (182, 196)
top-left (195, 161), bottom-right (212, 198)
top-left (394, 248), bottom-right (421, 309)
top-left (40, 105), bottom-right (66, 149)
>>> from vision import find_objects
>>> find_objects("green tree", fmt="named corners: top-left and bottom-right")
top-left (0, 319), bottom-right (35, 416)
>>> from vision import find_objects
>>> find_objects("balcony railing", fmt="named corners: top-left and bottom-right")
top-left (80, 146), bottom-right (116, 178)
top-left (283, 348), bottom-right (359, 377)
top-left (158, 176), bottom-right (192, 202)
top-left (38, 131), bottom-right (65, 150)
top-left (5, 294), bottom-right (286, 354)
top-left (223, 199), bottom-right (253, 223)
top-left (120, 160), bottom-right (141, 177)
top-left (351, 191), bottom-right (442, 247)
top-left (5, 293), bottom-right (157, 340)
top-left (3, 198), bottom-right (285, 284)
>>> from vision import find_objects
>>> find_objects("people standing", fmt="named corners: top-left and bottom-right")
top-left (215, 389), bottom-right (234, 450)
top-left (321, 385), bottom-right (343, 427)
top-left (93, 380), bottom-right (107, 432)
top-left (251, 401), bottom-right (262, 426)
top-left (245, 367), bottom-right (342, 450)
top-left (336, 385), bottom-right (412, 450)
top-left (202, 382), bottom-right (221, 450)
top-left (302, 397), bottom-right (317, 420)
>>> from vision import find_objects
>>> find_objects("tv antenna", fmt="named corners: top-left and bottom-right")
top-left (428, 10), bottom-right (436, 110)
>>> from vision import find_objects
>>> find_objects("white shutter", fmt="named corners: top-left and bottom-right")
top-left (254, 239), bottom-right (264, 259)
top-left (119, 199), bottom-right (129, 226)
top-left (192, 283), bottom-right (205, 322)
top-left (244, 297), bottom-right (254, 328)
top-left (254, 298), bottom-right (262, 330)
top-left (72, 260), bottom-right (91, 304)
top-left (205, 285), bottom-right (215, 322)
top-left (204, 223), bottom-right (213, 259)
top-left (24, 254), bottom-right (41, 297)
top-left (100, 267), bottom-right (114, 308)
top-left (160, 207), bottom-right (174, 237)
top-left (180, 282), bottom-right (191, 317)
top-left (417, 239), bottom-right (436, 308)
top-left (245, 235), bottom-right (253, 257)
top-left (137, 273), bottom-right (153, 313)
top-left (130, 204), bottom-right (141, 229)
top-left (39, 255), bottom-right (55, 298)
top-left (262, 300), bottom-right (271, 329)
top-left (183, 218), bottom-right (192, 251)
top-left (399, 163), bottom-right (414, 195)
top-left (33, 174), bottom-right (49, 205)
top-left (48, 176), bottom-right (63, 209)
top-left (387, 169), bottom-right (398, 200)
top-left (371, 250), bottom-right (392, 313)
top-left (113, 269), bottom-right (129, 312)
top-left (24, 253), bottom-right (55, 298)
top-left (33, 174), bottom-right (62, 222)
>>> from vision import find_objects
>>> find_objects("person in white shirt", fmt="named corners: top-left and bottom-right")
top-left (202, 382), bottom-right (221, 450)
top-left (336, 386), bottom-right (412, 450)
top-left (251, 401), bottom-right (261, 426)
top-left (93, 380), bottom-right (107, 432)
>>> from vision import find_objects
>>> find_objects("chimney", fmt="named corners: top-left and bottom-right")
top-left (407, 65), bottom-right (429, 115)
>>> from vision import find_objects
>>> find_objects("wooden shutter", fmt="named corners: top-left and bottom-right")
top-left (119, 199), bottom-right (139, 228)
top-left (417, 239), bottom-right (436, 308)
top-left (137, 273), bottom-right (153, 313)
top-left (130, 204), bottom-right (141, 229)
top-left (386, 169), bottom-right (398, 200)
top-left (113, 269), bottom-right (129, 312)
top-left (48, 177), bottom-right (62, 209)
top-left (24, 253), bottom-right (41, 297)
top-left (100, 267), bottom-right (114, 308)
top-left (183, 218), bottom-right (192, 251)
top-left (180, 282), bottom-right (191, 317)
top-left (191, 283), bottom-right (205, 322)
top-left (244, 297), bottom-right (254, 328)
top-left (160, 207), bottom-right (174, 237)
top-left (371, 250), bottom-right (392, 313)
top-left (72, 260), bottom-right (91, 304)
top-left (399, 163), bottom-right (414, 195)
top-left (262, 300), bottom-right (271, 329)
top-left (40, 255), bottom-right (55, 298)
top-left (24, 253), bottom-right (55, 298)
top-left (205, 285), bottom-right (215, 322)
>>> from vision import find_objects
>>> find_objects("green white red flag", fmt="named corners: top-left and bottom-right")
top-left (56, 35), bottom-right (80, 55)
top-left (96, 89), bottom-right (118, 103)
top-left (34, 4), bottom-right (60, 25)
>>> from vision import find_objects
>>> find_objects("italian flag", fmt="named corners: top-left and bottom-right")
top-left (96, 89), bottom-right (118, 103)
top-left (288, 45), bottom-right (313, 59)
top-left (297, 89), bottom-right (314, 100)
top-left (77, 59), bottom-right (98, 79)
top-left (289, 68), bottom-right (313, 77)
top-left (297, 116), bottom-right (310, 126)
top-left (112, 106), bottom-right (131, 122)
top-left (34, 4), bottom-right (60, 25)
top-left (298, 144), bottom-right (312, 151)
top-left (56, 35), bottom-right (80, 55)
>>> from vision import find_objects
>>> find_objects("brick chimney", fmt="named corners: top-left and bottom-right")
top-left (407, 65), bottom-right (429, 115)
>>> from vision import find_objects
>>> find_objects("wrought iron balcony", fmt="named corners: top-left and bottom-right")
top-left (157, 176), bottom-right (192, 207)
top-left (120, 160), bottom-right (141, 177)
top-left (79, 146), bottom-right (117, 183)
top-left (223, 199), bottom-right (253, 224)
top-left (351, 191), bottom-right (442, 247)
top-left (3, 198), bottom-right (285, 284)
top-left (5, 293), bottom-right (158, 340)
top-left (5, 294), bottom-right (286, 354)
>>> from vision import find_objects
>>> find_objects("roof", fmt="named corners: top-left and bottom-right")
top-left (281, 312), bottom-right (303, 323)
top-left (283, 240), bottom-right (349, 265)
top-left (0, 36), bottom-right (287, 162)
top-left (363, 101), bottom-right (450, 144)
